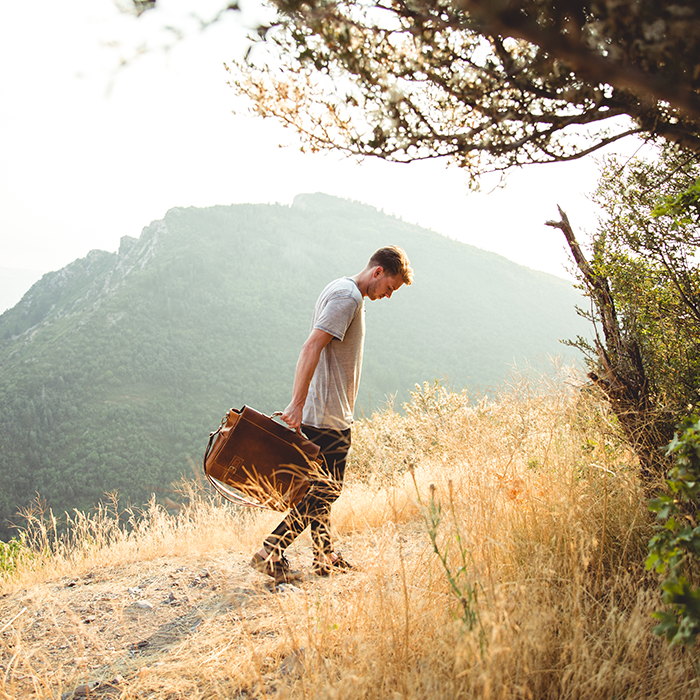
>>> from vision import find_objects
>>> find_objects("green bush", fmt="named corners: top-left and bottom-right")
top-left (647, 415), bottom-right (700, 645)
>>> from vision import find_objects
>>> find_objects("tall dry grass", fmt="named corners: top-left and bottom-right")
top-left (1, 366), bottom-right (698, 699)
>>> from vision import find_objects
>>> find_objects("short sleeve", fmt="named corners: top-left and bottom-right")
top-left (313, 293), bottom-right (360, 341)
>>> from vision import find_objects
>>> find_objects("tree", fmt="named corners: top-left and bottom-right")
top-left (453, 0), bottom-right (700, 123)
top-left (547, 145), bottom-right (700, 482)
top-left (125, 1), bottom-right (700, 183)
top-left (217, 0), bottom-right (700, 184)
top-left (127, 0), bottom-right (700, 187)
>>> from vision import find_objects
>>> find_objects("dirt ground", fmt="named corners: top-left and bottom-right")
top-left (0, 536), bottom-right (370, 700)
top-left (0, 519), bottom-right (429, 700)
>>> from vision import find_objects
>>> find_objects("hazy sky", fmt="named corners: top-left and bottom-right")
top-left (1, 0), bottom-right (643, 292)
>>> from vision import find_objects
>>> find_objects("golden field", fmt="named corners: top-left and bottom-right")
top-left (0, 367), bottom-right (697, 699)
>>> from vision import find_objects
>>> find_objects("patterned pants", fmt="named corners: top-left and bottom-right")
top-left (264, 425), bottom-right (351, 558)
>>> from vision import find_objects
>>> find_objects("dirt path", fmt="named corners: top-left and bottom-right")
top-left (0, 536), bottom-right (372, 700)
top-left (0, 518), bottom-right (437, 700)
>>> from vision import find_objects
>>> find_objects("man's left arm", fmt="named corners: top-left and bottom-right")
top-left (281, 328), bottom-right (334, 431)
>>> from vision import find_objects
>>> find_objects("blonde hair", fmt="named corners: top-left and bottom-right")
top-left (368, 246), bottom-right (413, 285)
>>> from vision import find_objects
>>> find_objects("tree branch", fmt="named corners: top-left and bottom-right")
top-left (457, 0), bottom-right (700, 125)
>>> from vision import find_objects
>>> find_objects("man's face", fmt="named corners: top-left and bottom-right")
top-left (367, 270), bottom-right (404, 301)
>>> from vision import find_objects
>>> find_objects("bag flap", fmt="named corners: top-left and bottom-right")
top-left (240, 405), bottom-right (320, 459)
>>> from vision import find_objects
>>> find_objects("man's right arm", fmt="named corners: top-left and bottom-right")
top-left (281, 328), bottom-right (334, 431)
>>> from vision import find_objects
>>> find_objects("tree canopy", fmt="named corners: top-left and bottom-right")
top-left (217, 0), bottom-right (700, 184)
top-left (125, 0), bottom-right (700, 183)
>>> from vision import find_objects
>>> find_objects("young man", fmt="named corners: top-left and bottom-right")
top-left (251, 246), bottom-right (413, 582)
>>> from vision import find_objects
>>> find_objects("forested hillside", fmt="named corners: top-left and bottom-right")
top-left (0, 193), bottom-right (588, 539)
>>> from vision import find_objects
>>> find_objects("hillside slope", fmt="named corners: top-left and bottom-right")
top-left (0, 193), bottom-right (588, 537)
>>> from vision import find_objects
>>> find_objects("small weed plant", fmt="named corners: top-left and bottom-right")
top-left (0, 535), bottom-right (32, 577)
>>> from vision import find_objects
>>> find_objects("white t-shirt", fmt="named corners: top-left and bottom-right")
top-left (302, 277), bottom-right (365, 430)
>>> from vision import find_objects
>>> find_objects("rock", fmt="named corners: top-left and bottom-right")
top-left (189, 618), bottom-right (202, 632)
top-left (279, 648), bottom-right (305, 677)
top-left (61, 680), bottom-right (100, 699)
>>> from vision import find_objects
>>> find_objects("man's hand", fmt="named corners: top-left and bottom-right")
top-left (281, 402), bottom-right (304, 433)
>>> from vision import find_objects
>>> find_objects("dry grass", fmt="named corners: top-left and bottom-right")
top-left (1, 366), bottom-right (698, 699)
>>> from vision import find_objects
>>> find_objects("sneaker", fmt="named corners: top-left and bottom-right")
top-left (250, 551), bottom-right (303, 583)
top-left (312, 552), bottom-right (355, 576)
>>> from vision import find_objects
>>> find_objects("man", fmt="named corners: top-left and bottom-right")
top-left (250, 246), bottom-right (413, 582)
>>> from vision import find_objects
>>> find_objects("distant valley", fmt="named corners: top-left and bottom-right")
top-left (0, 193), bottom-right (589, 539)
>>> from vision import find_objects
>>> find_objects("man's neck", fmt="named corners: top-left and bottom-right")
top-left (351, 268), bottom-right (374, 297)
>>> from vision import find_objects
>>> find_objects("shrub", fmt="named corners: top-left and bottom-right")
top-left (647, 415), bottom-right (700, 645)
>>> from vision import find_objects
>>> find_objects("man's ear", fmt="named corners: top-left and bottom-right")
top-left (373, 266), bottom-right (385, 278)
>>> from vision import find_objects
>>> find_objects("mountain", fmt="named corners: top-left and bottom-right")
top-left (0, 193), bottom-right (589, 539)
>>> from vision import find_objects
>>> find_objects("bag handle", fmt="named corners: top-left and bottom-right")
top-left (206, 473), bottom-right (271, 509)
top-left (270, 410), bottom-right (315, 441)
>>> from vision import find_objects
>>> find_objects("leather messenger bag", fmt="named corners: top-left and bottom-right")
top-left (203, 406), bottom-right (320, 511)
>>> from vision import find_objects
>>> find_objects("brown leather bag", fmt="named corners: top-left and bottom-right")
top-left (203, 406), bottom-right (320, 510)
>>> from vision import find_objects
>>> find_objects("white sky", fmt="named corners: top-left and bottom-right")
top-left (0, 0), bottom-right (644, 291)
